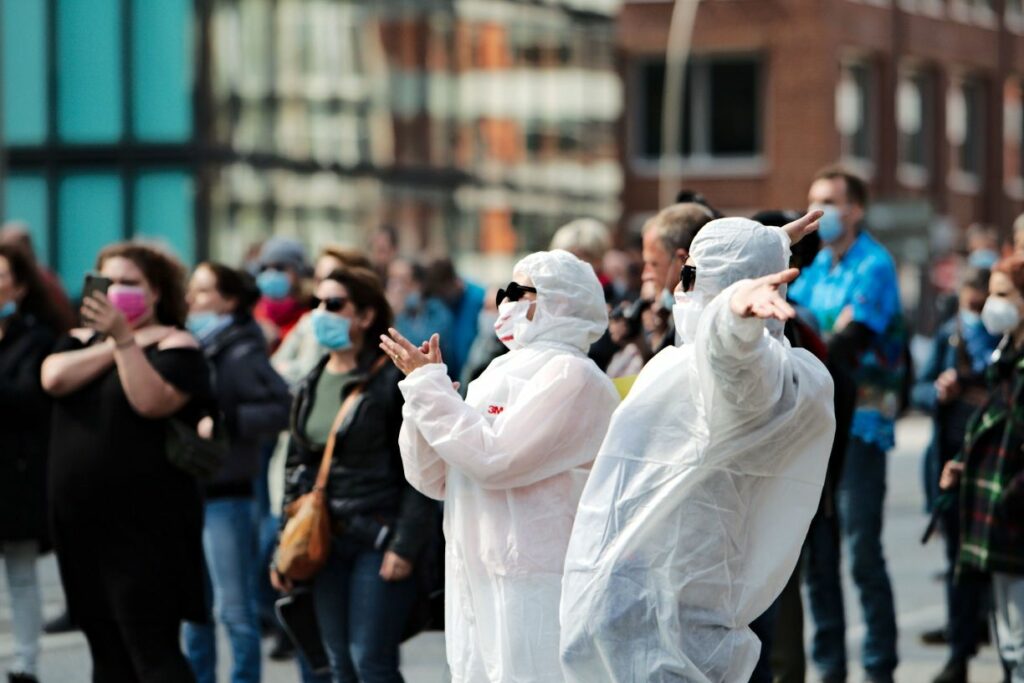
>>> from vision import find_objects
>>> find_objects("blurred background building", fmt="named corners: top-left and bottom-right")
top-left (618, 0), bottom-right (1024, 329)
top-left (0, 0), bottom-right (622, 294)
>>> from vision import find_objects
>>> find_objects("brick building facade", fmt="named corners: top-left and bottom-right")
top-left (618, 0), bottom-right (1024, 245)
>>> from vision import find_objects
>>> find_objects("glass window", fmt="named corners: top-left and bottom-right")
top-left (132, 0), bottom-right (193, 142)
top-left (3, 174), bottom-right (49, 264)
top-left (709, 60), bottom-right (760, 156)
top-left (898, 70), bottom-right (933, 174)
top-left (837, 62), bottom-right (874, 163)
top-left (2, 0), bottom-right (48, 144)
top-left (960, 80), bottom-right (985, 176)
top-left (636, 60), bottom-right (692, 159)
top-left (635, 56), bottom-right (761, 161)
top-left (58, 173), bottom-right (123, 296)
top-left (134, 172), bottom-right (195, 265)
top-left (57, 0), bottom-right (123, 143)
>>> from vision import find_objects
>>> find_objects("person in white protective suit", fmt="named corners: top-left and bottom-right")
top-left (378, 249), bottom-right (620, 683)
top-left (560, 216), bottom-right (837, 683)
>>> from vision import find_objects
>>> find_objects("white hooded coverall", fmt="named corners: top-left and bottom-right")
top-left (560, 219), bottom-right (836, 682)
top-left (399, 250), bottom-right (620, 683)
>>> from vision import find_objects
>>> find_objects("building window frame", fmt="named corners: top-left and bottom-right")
top-left (628, 51), bottom-right (765, 177)
top-left (947, 75), bottom-right (986, 194)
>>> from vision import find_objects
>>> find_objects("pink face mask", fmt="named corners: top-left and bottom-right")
top-left (107, 285), bottom-right (150, 324)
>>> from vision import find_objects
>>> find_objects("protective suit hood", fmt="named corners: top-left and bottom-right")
top-left (677, 218), bottom-right (790, 342)
top-left (510, 250), bottom-right (607, 352)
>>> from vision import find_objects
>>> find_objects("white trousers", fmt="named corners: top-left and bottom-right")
top-left (2, 540), bottom-right (42, 676)
top-left (993, 571), bottom-right (1024, 683)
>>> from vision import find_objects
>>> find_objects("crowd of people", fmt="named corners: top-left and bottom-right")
top-left (0, 163), bottom-right (1021, 683)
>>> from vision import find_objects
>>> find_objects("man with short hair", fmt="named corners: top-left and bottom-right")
top-left (789, 167), bottom-right (905, 683)
top-left (640, 202), bottom-right (714, 351)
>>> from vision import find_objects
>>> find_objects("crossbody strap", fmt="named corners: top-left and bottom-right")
top-left (311, 356), bottom-right (389, 492)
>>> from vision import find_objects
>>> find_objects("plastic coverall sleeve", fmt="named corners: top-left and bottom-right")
top-left (696, 281), bottom-right (787, 413)
top-left (398, 418), bottom-right (448, 501)
top-left (399, 357), bottom-right (608, 490)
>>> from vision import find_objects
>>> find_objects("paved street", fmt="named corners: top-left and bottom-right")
top-left (0, 415), bottom-right (1008, 682)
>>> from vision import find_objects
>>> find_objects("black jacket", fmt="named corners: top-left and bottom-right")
top-left (0, 315), bottom-right (56, 544)
top-left (204, 316), bottom-right (291, 495)
top-left (284, 356), bottom-right (433, 561)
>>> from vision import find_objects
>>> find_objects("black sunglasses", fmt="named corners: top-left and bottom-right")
top-left (496, 282), bottom-right (538, 308)
top-left (312, 296), bottom-right (349, 313)
top-left (681, 265), bottom-right (697, 293)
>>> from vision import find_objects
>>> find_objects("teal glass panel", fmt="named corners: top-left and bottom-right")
top-left (3, 174), bottom-right (49, 263)
top-left (57, 0), bottom-right (123, 142)
top-left (58, 173), bottom-right (123, 297)
top-left (1, 0), bottom-right (48, 144)
top-left (134, 171), bottom-right (194, 265)
top-left (132, 0), bottom-right (192, 141)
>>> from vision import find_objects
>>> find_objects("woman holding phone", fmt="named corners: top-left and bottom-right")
top-left (41, 242), bottom-right (210, 683)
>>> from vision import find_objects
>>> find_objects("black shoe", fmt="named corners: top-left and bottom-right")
top-left (268, 631), bottom-right (295, 661)
top-left (920, 626), bottom-right (949, 645)
top-left (932, 658), bottom-right (967, 683)
top-left (42, 610), bottom-right (76, 635)
top-left (8, 673), bottom-right (40, 683)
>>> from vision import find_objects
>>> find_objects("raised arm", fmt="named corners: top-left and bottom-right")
top-left (41, 333), bottom-right (116, 397)
top-left (696, 269), bottom-right (798, 412)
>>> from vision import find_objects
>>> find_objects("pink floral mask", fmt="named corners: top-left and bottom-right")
top-left (107, 285), bottom-right (149, 324)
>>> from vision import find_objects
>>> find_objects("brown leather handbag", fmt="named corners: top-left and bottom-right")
top-left (275, 381), bottom-right (365, 581)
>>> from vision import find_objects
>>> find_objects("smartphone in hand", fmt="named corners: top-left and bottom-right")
top-left (82, 273), bottom-right (112, 302)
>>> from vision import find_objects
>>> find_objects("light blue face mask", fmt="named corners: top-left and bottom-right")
top-left (186, 311), bottom-right (233, 342)
top-left (0, 300), bottom-right (15, 320)
top-left (815, 206), bottom-right (844, 244)
top-left (660, 287), bottom-right (675, 311)
top-left (312, 309), bottom-right (352, 351)
top-left (968, 249), bottom-right (999, 270)
top-left (256, 270), bottom-right (292, 301)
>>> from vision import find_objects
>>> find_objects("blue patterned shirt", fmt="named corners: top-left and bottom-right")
top-left (789, 231), bottom-right (906, 450)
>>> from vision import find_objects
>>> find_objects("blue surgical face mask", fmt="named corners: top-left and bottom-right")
top-left (0, 300), bottom-right (15, 320)
top-left (660, 287), bottom-right (675, 311)
top-left (186, 311), bottom-right (233, 342)
top-left (814, 205), bottom-right (844, 244)
top-left (256, 270), bottom-right (292, 301)
top-left (312, 309), bottom-right (352, 351)
top-left (968, 249), bottom-right (999, 270)
top-left (959, 310), bottom-right (982, 329)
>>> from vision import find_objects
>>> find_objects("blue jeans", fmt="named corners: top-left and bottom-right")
top-left (184, 497), bottom-right (262, 683)
top-left (805, 437), bottom-right (898, 679)
top-left (313, 536), bottom-right (417, 683)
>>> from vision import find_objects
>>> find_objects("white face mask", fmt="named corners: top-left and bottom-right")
top-left (981, 297), bottom-right (1021, 336)
top-left (672, 290), bottom-right (706, 346)
top-left (493, 300), bottom-right (533, 350)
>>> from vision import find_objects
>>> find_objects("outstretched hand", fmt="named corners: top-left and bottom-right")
top-left (730, 269), bottom-right (800, 322)
top-left (782, 209), bottom-right (823, 246)
top-left (380, 329), bottom-right (442, 376)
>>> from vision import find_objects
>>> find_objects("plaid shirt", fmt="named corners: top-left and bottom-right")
top-left (957, 340), bottom-right (1024, 574)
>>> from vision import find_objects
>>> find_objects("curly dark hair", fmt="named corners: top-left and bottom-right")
top-left (320, 266), bottom-right (392, 369)
top-left (0, 244), bottom-right (69, 334)
top-left (96, 242), bottom-right (189, 327)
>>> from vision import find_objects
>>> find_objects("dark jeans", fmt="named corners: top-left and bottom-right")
top-left (805, 437), bottom-right (898, 679)
top-left (82, 617), bottom-right (195, 683)
top-left (312, 536), bottom-right (417, 683)
top-left (941, 500), bottom-right (988, 661)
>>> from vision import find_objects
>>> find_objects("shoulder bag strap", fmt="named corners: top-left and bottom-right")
top-left (311, 355), bottom-right (390, 492)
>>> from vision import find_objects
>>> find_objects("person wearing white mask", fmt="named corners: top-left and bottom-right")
top-left (940, 255), bottom-right (1024, 683)
top-left (560, 214), bottom-right (835, 683)
top-left (380, 250), bottom-right (619, 683)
